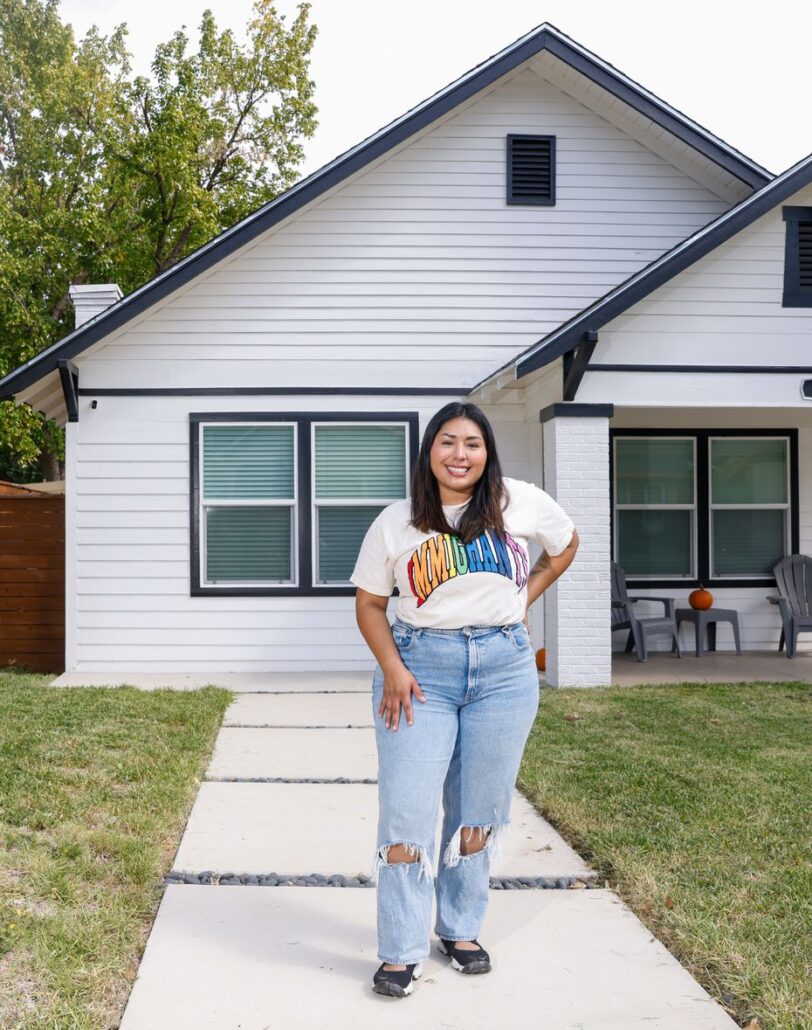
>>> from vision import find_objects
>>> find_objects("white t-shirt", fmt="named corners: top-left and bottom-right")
top-left (350, 477), bottom-right (575, 629)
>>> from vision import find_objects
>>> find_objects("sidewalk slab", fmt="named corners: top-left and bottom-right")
top-left (49, 671), bottom-right (372, 691)
top-left (224, 692), bottom-right (374, 727)
top-left (173, 783), bottom-right (596, 880)
top-left (119, 886), bottom-right (736, 1030)
top-left (206, 727), bottom-right (378, 780)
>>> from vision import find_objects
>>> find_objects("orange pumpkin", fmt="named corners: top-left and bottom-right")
top-left (535, 647), bottom-right (546, 671)
top-left (689, 585), bottom-right (713, 610)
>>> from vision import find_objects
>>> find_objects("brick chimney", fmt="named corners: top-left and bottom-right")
top-left (69, 283), bottom-right (123, 328)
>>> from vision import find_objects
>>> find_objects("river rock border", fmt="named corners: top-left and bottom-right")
top-left (165, 871), bottom-right (599, 889)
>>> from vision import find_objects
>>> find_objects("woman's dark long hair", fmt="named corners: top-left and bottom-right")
top-left (410, 402), bottom-right (506, 544)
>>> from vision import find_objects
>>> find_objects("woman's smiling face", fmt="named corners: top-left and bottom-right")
top-left (428, 416), bottom-right (488, 504)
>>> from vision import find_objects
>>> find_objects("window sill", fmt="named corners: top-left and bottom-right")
top-left (625, 578), bottom-right (776, 590)
top-left (192, 585), bottom-right (364, 597)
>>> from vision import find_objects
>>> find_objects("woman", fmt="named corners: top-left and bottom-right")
top-left (350, 401), bottom-right (579, 998)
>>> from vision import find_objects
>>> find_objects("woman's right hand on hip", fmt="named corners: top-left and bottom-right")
top-left (378, 664), bottom-right (426, 731)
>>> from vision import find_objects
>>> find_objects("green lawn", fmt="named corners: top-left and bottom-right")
top-left (1, 672), bottom-right (808, 1028)
top-left (520, 680), bottom-right (812, 1030)
top-left (0, 670), bottom-right (231, 1030)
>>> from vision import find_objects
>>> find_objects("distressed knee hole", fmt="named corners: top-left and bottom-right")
top-left (384, 843), bottom-right (419, 863)
top-left (371, 841), bottom-right (433, 884)
top-left (460, 826), bottom-right (490, 855)
top-left (442, 822), bottom-right (511, 868)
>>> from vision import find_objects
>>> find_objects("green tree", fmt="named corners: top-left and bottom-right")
top-left (0, 0), bottom-right (317, 481)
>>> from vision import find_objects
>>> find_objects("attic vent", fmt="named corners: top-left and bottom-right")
top-left (782, 206), bottom-right (812, 307)
top-left (799, 222), bottom-right (812, 288)
top-left (506, 134), bottom-right (555, 206)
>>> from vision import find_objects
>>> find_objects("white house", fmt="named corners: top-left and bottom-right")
top-left (3, 22), bottom-right (811, 687)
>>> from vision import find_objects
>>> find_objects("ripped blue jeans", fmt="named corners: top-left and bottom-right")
top-left (370, 619), bottom-right (540, 964)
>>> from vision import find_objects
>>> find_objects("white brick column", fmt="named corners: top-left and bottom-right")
top-left (541, 403), bottom-right (613, 687)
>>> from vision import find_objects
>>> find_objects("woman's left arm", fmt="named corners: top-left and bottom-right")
top-left (524, 528), bottom-right (580, 618)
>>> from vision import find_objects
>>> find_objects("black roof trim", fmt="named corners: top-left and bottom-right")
top-left (588, 363), bottom-right (812, 374)
top-left (540, 402), bottom-right (614, 422)
top-left (0, 22), bottom-right (771, 403)
top-left (78, 386), bottom-right (466, 396)
top-left (539, 32), bottom-right (769, 188)
top-left (514, 150), bottom-right (812, 380)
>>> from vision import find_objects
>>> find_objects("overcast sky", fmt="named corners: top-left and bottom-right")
top-left (57, 0), bottom-right (809, 181)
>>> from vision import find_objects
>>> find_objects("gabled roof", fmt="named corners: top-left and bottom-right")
top-left (0, 21), bottom-right (772, 403)
top-left (504, 149), bottom-right (812, 380)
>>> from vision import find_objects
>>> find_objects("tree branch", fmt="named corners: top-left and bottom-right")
top-left (50, 269), bottom-right (89, 322)
top-left (161, 221), bottom-right (194, 270)
top-left (203, 91), bottom-right (257, 191)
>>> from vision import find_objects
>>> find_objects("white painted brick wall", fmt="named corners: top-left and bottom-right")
top-left (542, 416), bottom-right (612, 687)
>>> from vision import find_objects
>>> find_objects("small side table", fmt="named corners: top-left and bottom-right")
top-left (675, 608), bottom-right (742, 657)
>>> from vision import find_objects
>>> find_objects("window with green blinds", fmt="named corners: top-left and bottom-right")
top-left (615, 438), bottom-right (694, 505)
top-left (614, 437), bottom-right (696, 577)
top-left (317, 505), bottom-right (386, 584)
top-left (315, 425), bottom-right (406, 498)
top-left (195, 417), bottom-right (411, 590)
top-left (612, 433), bottom-right (793, 582)
top-left (207, 507), bottom-right (293, 582)
top-left (202, 424), bottom-right (296, 584)
top-left (203, 424), bottom-right (294, 498)
top-left (710, 438), bottom-right (788, 576)
top-left (313, 424), bottom-right (407, 584)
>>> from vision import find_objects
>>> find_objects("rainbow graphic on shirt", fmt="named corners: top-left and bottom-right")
top-left (406, 530), bottom-right (529, 607)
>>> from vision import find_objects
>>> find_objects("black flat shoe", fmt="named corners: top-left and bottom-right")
top-left (437, 938), bottom-right (491, 974)
top-left (372, 961), bottom-right (423, 997)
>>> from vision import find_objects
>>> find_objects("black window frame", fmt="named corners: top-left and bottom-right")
top-left (506, 134), bottom-right (556, 206)
top-left (609, 427), bottom-right (798, 589)
top-left (190, 411), bottom-right (419, 596)
top-left (782, 206), bottom-right (812, 307)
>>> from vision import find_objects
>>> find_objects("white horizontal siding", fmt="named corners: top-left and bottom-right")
top-left (81, 66), bottom-right (732, 393)
top-left (65, 57), bottom-right (761, 673)
top-left (591, 181), bottom-right (812, 373)
top-left (69, 394), bottom-right (538, 672)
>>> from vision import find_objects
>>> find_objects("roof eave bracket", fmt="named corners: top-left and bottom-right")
top-left (57, 358), bottom-right (79, 422)
top-left (562, 331), bottom-right (598, 401)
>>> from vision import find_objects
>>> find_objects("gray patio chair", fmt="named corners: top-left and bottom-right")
top-left (773, 554), bottom-right (812, 657)
top-left (611, 562), bottom-right (682, 662)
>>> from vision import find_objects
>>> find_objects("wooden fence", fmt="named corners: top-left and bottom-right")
top-left (0, 494), bottom-right (65, 674)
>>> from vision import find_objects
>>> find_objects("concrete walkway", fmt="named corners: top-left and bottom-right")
top-left (109, 674), bottom-right (737, 1029)
top-left (51, 648), bottom-right (812, 692)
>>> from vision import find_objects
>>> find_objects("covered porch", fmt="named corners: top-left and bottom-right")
top-left (609, 649), bottom-right (812, 686)
top-left (528, 402), bottom-right (812, 688)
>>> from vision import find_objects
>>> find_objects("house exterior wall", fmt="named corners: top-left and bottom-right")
top-left (67, 393), bottom-right (536, 672)
top-left (566, 181), bottom-right (812, 654)
top-left (76, 66), bottom-right (732, 396)
top-left (61, 57), bottom-right (781, 673)
top-left (579, 181), bottom-right (812, 409)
